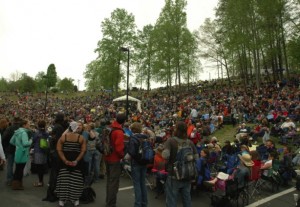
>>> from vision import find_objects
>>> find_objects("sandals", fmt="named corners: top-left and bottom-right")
top-left (33, 182), bottom-right (44, 187)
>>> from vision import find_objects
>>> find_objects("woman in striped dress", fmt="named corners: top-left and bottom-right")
top-left (56, 121), bottom-right (86, 207)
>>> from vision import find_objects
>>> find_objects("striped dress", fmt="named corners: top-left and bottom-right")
top-left (56, 137), bottom-right (84, 202)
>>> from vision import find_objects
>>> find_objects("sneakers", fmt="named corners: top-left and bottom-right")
top-left (58, 200), bottom-right (64, 207)
top-left (73, 200), bottom-right (79, 206)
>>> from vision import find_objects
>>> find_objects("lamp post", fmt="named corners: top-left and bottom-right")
top-left (42, 75), bottom-right (48, 118)
top-left (120, 47), bottom-right (130, 121)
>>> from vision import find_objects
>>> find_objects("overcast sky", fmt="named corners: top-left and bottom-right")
top-left (0, 0), bottom-right (218, 90)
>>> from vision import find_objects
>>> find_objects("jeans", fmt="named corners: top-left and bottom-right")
top-left (84, 150), bottom-right (101, 181)
top-left (106, 162), bottom-right (122, 207)
top-left (6, 153), bottom-right (14, 183)
top-left (131, 163), bottom-right (148, 207)
top-left (165, 176), bottom-right (192, 207)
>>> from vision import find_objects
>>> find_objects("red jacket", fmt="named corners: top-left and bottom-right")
top-left (105, 121), bottom-right (124, 163)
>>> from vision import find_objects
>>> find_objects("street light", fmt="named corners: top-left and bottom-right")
top-left (120, 47), bottom-right (130, 121)
top-left (42, 75), bottom-right (48, 118)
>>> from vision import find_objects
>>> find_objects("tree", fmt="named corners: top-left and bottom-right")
top-left (35, 71), bottom-right (47, 92)
top-left (134, 24), bottom-right (155, 91)
top-left (18, 73), bottom-right (36, 92)
top-left (46, 64), bottom-right (57, 88)
top-left (85, 8), bottom-right (136, 93)
top-left (0, 78), bottom-right (9, 92)
top-left (57, 78), bottom-right (75, 92)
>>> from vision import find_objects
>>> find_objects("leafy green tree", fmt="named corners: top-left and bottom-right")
top-left (57, 78), bottom-right (75, 92)
top-left (85, 8), bottom-right (136, 93)
top-left (35, 71), bottom-right (47, 92)
top-left (46, 64), bottom-right (57, 88)
top-left (18, 73), bottom-right (36, 92)
top-left (0, 78), bottom-right (9, 92)
top-left (134, 24), bottom-right (154, 91)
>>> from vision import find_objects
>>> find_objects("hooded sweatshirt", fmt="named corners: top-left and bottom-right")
top-left (10, 128), bottom-right (32, 163)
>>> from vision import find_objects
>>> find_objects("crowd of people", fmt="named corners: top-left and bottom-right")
top-left (0, 78), bottom-right (300, 207)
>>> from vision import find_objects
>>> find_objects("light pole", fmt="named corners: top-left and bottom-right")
top-left (42, 75), bottom-right (48, 118)
top-left (120, 47), bottom-right (130, 121)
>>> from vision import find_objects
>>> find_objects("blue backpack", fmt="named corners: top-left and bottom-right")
top-left (136, 136), bottom-right (154, 165)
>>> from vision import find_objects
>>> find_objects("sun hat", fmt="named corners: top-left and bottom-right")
top-left (238, 154), bottom-right (254, 167)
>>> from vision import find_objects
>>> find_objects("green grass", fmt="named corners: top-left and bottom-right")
top-left (208, 125), bottom-right (237, 144)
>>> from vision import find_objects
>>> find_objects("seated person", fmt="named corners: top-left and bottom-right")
top-left (196, 148), bottom-right (211, 186)
top-left (210, 137), bottom-right (221, 154)
top-left (280, 126), bottom-right (296, 144)
top-left (240, 145), bottom-right (250, 155)
top-left (236, 123), bottom-right (250, 142)
top-left (279, 146), bottom-right (293, 185)
top-left (260, 152), bottom-right (277, 179)
top-left (189, 127), bottom-right (201, 145)
top-left (281, 117), bottom-right (296, 133)
top-left (152, 144), bottom-right (167, 194)
top-left (205, 154), bottom-right (254, 191)
top-left (221, 140), bottom-right (235, 158)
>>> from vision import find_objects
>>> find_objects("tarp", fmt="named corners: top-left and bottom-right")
top-left (112, 95), bottom-right (142, 112)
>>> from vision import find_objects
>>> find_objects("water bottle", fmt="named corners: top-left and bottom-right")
top-left (174, 166), bottom-right (180, 180)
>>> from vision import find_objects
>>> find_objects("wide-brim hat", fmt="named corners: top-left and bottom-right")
top-left (238, 154), bottom-right (254, 167)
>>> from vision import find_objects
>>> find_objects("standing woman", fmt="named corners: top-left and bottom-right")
top-left (9, 119), bottom-right (32, 190)
top-left (32, 120), bottom-right (50, 187)
top-left (56, 121), bottom-right (86, 207)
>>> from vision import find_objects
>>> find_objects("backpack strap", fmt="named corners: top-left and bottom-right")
top-left (77, 134), bottom-right (80, 143)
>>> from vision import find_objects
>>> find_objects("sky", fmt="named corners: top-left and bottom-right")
top-left (0, 0), bottom-right (219, 90)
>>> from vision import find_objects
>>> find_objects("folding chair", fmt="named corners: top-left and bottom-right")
top-left (248, 163), bottom-right (262, 199)
top-left (255, 159), bottom-right (281, 193)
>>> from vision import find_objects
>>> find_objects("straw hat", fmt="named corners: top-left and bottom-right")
top-left (238, 154), bottom-right (254, 167)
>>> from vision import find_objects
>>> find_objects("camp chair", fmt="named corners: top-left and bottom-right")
top-left (248, 161), bottom-right (262, 199)
top-left (256, 159), bottom-right (281, 193)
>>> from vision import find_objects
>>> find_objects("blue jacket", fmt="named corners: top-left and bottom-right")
top-left (127, 133), bottom-right (148, 164)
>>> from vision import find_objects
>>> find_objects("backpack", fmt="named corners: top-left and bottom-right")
top-left (136, 136), bottom-right (154, 165)
top-left (173, 139), bottom-right (198, 181)
top-left (80, 187), bottom-right (96, 204)
top-left (99, 127), bottom-right (120, 156)
top-left (39, 137), bottom-right (49, 150)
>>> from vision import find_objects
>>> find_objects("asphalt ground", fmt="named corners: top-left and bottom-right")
top-left (0, 165), bottom-right (298, 207)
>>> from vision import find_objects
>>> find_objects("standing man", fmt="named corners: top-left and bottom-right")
top-left (2, 117), bottom-right (21, 186)
top-left (162, 121), bottom-right (198, 207)
top-left (105, 113), bottom-right (126, 207)
top-left (43, 113), bottom-right (66, 202)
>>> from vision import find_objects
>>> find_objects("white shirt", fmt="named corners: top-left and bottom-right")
top-left (281, 121), bottom-right (296, 129)
top-left (0, 134), bottom-right (6, 161)
top-left (190, 109), bottom-right (198, 118)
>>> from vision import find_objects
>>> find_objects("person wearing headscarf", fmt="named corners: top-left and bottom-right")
top-left (56, 121), bottom-right (86, 207)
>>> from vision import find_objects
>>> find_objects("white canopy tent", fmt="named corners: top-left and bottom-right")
top-left (112, 95), bottom-right (142, 112)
